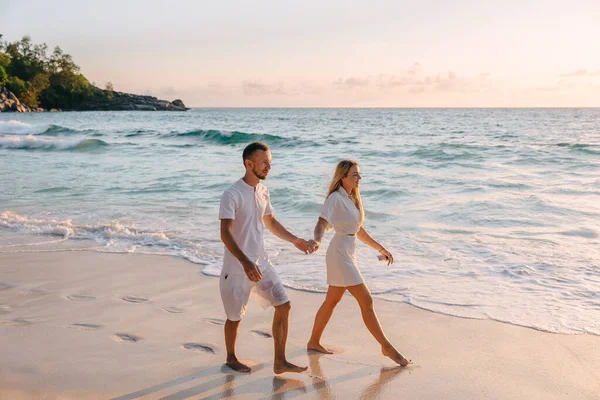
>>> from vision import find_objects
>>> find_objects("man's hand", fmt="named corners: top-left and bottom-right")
top-left (307, 240), bottom-right (320, 254)
top-left (293, 238), bottom-right (311, 254)
top-left (241, 260), bottom-right (262, 282)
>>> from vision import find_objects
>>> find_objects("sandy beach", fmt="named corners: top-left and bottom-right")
top-left (3, 2), bottom-right (600, 398)
top-left (1, 249), bottom-right (599, 399)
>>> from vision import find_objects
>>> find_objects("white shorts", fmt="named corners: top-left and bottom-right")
top-left (219, 265), bottom-right (289, 321)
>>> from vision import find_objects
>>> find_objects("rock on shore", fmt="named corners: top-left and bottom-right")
top-left (0, 86), bottom-right (189, 112)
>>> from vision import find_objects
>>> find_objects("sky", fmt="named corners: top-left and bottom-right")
top-left (2, 0), bottom-right (599, 107)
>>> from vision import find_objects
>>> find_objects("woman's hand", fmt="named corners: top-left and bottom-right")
top-left (307, 240), bottom-right (320, 254)
top-left (379, 248), bottom-right (394, 265)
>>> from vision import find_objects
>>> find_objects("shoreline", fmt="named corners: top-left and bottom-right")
top-left (1, 250), bottom-right (599, 399)
top-left (0, 229), bottom-right (597, 338)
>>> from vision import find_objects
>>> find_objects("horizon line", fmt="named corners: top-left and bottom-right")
top-left (183, 106), bottom-right (600, 109)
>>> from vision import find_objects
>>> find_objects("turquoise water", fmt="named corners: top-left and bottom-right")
top-left (1, 108), bottom-right (599, 334)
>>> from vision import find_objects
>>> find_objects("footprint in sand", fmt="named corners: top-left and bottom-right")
top-left (200, 318), bottom-right (225, 325)
top-left (3, 318), bottom-right (33, 326)
top-left (0, 282), bottom-right (15, 291)
top-left (71, 323), bottom-right (103, 330)
top-left (121, 296), bottom-right (148, 303)
top-left (251, 330), bottom-right (272, 338)
top-left (113, 333), bottom-right (142, 342)
top-left (27, 288), bottom-right (48, 296)
top-left (67, 294), bottom-right (96, 301)
top-left (162, 306), bottom-right (184, 314)
top-left (182, 342), bottom-right (218, 354)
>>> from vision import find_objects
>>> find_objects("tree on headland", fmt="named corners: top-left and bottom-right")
top-left (0, 66), bottom-right (7, 86)
top-left (0, 34), bottom-right (95, 109)
top-left (0, 50), bottom-right (9, 86)
top-left (0, 34), bottom-right (188, 112)
top-left (105, 81), bottom-right (114, 100)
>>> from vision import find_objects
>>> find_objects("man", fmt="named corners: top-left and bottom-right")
top-left (219, 141), bottom-right (310, 374)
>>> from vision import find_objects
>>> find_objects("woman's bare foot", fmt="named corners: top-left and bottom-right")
top-left (382, 345), bottom-right (411, 367)
top-left (226, 358), bottom-right (251, 373)
top-left (273, 360), bottom-right (308, 374)
top-left (307, 341), bottom-right (334, 354)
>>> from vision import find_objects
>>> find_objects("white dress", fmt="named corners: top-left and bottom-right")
top-left (320, 187), bottom-right (364, 287)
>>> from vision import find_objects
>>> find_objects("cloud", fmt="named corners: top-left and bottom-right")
top-left (333, 76), bottom-right (370, 89)
top-left (132, 63), bottom-right (500, 106)
top-left (533, 80), bottom-right (600, 92)
top-left (159, 86), bottom-right (180, 96)
top-left (560, 69), bottom-right (600, 78)
top-left (534, 86), bottom-right (561, 92)
top-left (376, 64), bottom-right (491, 94)
top-left (242, 81), bottom-right (288, 96)
top-left (376, 63), bottom-right (424, 88)
top-left (537, 69), bottom-right (600, 92)
top-left (140, 86), bottom-right (182, 99)
top-left (298, 81), bottom-right (325, 95)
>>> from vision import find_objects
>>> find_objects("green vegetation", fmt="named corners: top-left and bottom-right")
top-left (0, 34), bottom-right (111, 109)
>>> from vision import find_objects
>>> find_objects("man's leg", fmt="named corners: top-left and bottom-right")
top-left (224, 319), bottom-right (251, 372)
top-left (255, 267), bottom-right (307, 374)
top-left (220, 272), bottom-right (252, 373)
top-left (272, 301), bottom-right (308, 374)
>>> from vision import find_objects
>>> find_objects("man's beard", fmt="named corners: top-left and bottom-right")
top-left (253, 167), bottom-right (268, 180)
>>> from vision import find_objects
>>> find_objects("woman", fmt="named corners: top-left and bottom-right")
top-left (307, 160), bottom-right (411, 366)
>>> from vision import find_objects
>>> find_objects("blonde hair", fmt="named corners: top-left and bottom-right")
top-left (326, 159), bottom-right (365, 226)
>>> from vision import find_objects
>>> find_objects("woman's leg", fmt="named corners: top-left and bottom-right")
top-left (346, 283), bottom-right (410, 366)
top-left (307, 285), bottom-right (346, 354)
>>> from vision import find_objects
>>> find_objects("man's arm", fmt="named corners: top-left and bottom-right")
top-left (306, 217), bottom-right (328, 253)
top-left (263, 214), bottom-right (311, 254)
top-left (220, 219), bottom-right (263, 281)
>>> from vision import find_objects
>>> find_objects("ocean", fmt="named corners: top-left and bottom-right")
top-left (1, 108), bottom-right (599, 335)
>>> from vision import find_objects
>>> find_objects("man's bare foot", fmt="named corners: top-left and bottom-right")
top-left (307, 341), bottom-right (334, 354)
top-left (273, 360), bottom-right (308, 374)
top-left (382, 345), bottom-right (411, 367)
top-left (226, 358), bottom-right (251, 373)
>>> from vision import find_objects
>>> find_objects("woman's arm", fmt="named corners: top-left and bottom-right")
top-left (308, 217), bottom-right (329, 252)
top-left (357, 226), bottom-right (394, 264)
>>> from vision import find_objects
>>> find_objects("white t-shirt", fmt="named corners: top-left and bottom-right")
top-left (219, 178), bottom-right (274, 275)
top-left (320, 187), bottom-right (361, 235)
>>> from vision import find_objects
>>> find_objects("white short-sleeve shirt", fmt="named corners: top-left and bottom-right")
top-left (320, 187), bottom-right (361, 235)
top-left (219, 178), bottom-right (274, 275)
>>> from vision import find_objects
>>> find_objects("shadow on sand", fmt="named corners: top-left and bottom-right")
top-left (112, 350), bottom-right (409, 400)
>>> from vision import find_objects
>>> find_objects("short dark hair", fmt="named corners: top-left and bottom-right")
top-left (242, 142), bottom-right (270, 163)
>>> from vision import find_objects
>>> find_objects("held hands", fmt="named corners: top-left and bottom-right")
top-left (379, 248), bottom-right (394, 265)
top-left (293, 238), bottom-right (319, 254)
top-left (241, 259), bottom-right (263, 282)
top-left (293, 238), bottom-right (312, 254)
